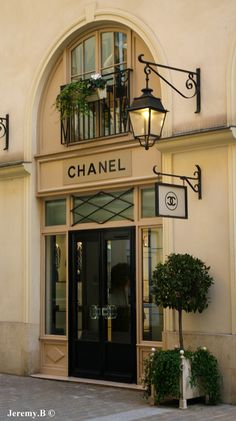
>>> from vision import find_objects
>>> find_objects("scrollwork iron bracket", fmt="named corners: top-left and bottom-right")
top-left (153, 164), bottom-right (202, 199)
top-left (0, 114), bottom-right (9, 150)
top-left (138, 54), bottom-right (201, 113)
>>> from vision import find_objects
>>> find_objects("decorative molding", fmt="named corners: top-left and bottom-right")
top-left (46, 346), bottom-right (65, 364)
top-left (228, 145), bottom-right (236, 334)
top-left (155, 127), bottom-right (236, 153)
top-left (0, 161), bottom-right (31, 180)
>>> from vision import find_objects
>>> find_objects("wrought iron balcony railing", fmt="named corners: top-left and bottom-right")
top-left (61, 68), bottom-right (132, 145)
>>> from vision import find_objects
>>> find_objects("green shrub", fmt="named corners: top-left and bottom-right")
top-left (152, 253), bottom-right (214, 349)
top-left (189, 348), bottom-right (221, 404)
top-left (143, 348), bottom-right (221, 405)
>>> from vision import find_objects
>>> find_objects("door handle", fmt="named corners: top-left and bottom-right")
top-left (102, 306), bottom-right (108, 318)
top-left (89, 305), bottom-right (101, 319)
top-left (102, 305), bottom-right (117, 319)
top-left (89, 305), bottom-right (118, 319)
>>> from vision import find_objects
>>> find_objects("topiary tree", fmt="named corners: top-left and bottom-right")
top-left (152, 253), bottom-right (214, 349)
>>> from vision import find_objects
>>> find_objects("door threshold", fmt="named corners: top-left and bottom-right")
top-left (31, 373), bottom-right (144, 391)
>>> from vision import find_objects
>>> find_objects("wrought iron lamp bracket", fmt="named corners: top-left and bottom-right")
top-left (139, 54), bottom-right (201, 113)
top-left (153, 164), bottom-right (202, 199)
top-left (0, 114), bottom-right (9, 150)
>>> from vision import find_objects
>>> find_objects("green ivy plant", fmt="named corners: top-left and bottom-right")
top-left (143, 349), bottom-right (180, 403)
top-left (55, 74), bottom-right (107, 119)
top-left (152, 253), bottom-right (214, 349)
top-left (189, 348), bottom-right (221, 404)
top-left (143, 348), bottom-right (221, 405)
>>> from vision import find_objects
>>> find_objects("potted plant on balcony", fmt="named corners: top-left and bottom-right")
top-left (55, 73), bottom-right (107, 119)
top-left (143, 253), bottom-right (220, 408)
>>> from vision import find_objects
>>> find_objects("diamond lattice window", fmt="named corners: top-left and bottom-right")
top-left (72, 189), bottom-right (134, 225)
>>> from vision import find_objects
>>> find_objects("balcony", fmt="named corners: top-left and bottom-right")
top-left (60, 69), bottom-right (132, 146)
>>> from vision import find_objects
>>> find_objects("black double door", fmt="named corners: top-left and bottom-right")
top-left (69, 227), bottom-right (136, 383)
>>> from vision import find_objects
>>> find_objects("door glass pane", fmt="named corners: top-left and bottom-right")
top-left (71, 43), bottom-right (83, 79)
top-left (142, 227), bottom-right (163, 341)
top-left (45, 199), bottom-right (66, 226)
top-left (45, 234), bottom-right (66, 335)
top-left (84, 36), bottom-right (95, 76)
top-left (107, 238), bottom-right (131, 344)
top-left (114, 32), bottom-right (127, 66)
top-left (101, 32), bottom-right (114, 71)
top-left (76, 237), bottom-right (99, 341)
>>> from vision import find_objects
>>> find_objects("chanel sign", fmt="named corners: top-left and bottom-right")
top-left (63, 151), bottom-right (132, 185)
top-left (155, 183), bottom-right (188, 219)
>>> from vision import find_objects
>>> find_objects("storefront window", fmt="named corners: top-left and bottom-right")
top-left (45, 234), bottom-right (66, 335)
top-left (141, 187), bottom-right (155, 218)
top-left (142, 226), bottom-right (163, 341)
top-left (45, 199), bottom-right (66, 226)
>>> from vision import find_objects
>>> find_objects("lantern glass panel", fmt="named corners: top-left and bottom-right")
top-left (150, 109), bottom-right (165, 137)
top-left (129, 108), bottom-right (150, 138)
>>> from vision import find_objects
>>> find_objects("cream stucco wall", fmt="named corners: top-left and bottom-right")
top-left (158, 130), bottom-right (236, 330)
top-left (173, 146), bottom-right (231, 334)
top-left (1, 0), bottom-right (236, 400)
top-left (157, 129), bottom-right (236, 403)
top-left (1, 0), bottom-right (236, 161)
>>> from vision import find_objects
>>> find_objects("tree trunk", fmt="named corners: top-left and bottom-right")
top-left (178, 308), bottom-right (184, 349)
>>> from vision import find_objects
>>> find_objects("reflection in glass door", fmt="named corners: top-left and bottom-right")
top-left (69, 228), bottom-right (136, 382)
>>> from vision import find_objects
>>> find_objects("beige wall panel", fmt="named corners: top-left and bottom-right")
top-left (39, 58), bottom-right (64, 155)
top-left (0, 178), bottom-right (25, 322)
top-left (41, 340), bottom-right (68, 376)
top-left (0, 322), bottom-right (39, 375)
top-left (171, 146), bottom-right (231, 334)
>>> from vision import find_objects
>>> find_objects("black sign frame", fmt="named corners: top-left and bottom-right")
top-left (155, 182), bottom-right (188, 219)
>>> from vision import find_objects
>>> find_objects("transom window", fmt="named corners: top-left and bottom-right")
top-left (72, 189), bottom-right (134, 225)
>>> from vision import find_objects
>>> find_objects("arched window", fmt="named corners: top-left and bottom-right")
top-left (60, 30), bottom-right (130, 144)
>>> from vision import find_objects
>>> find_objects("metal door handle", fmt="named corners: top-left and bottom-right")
top-left (89, 305), bottom-right (101, 319)
top-left (102, 305), bottom-right (117, 319)
top-left (89, 305), bottom-right (118, 319)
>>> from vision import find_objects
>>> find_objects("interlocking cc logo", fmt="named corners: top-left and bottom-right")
top-left (165, 191), bottom-right (178, 211)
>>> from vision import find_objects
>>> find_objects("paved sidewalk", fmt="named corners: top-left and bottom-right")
top-left (0, 374), bottom-right (236, 421)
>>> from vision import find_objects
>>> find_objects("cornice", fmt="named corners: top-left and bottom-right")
top-left (155, 127), bottom-right (236, 154)
top-left (0, 161), bottom-right (31, 180)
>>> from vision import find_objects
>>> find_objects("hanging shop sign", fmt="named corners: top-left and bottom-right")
top-left (155, 182), bottom-right (188, 219)
top-left (63, 150), bottom-right (132, 185)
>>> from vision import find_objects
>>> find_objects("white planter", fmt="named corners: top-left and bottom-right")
top-left (149, 350), bottom-right (204, 410)
top-left (179, 350), bottom-right (203, 409)
top-left (87, 88), bottom-right (107, 102)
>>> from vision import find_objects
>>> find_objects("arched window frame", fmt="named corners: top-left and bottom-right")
top-left (67, 26), bottom-right (131, 82)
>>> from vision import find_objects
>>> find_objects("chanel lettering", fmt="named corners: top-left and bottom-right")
top-left (68, 158), bottom-right (126, 179)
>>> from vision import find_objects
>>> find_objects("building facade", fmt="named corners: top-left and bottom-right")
top-left (1, 0), bottom-right (236, 403)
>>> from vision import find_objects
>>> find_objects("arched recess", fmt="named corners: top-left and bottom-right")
top-left (25, 6), bottom-right (172, 159)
